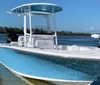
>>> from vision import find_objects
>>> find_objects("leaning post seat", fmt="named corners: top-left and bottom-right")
top-left (18, 36), bottom-right (24, 46)
top-left (31, 35), bottom-right (55, 49)
top-left (18, 36), bottom-right (29, 46)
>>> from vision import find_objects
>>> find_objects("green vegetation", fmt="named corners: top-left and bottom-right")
top-left (0, 26), bottom-right (23, 34)
top-left (57, 31), bottom-right (91, 36)
top-left (0, 26), bottom-right (91, 36)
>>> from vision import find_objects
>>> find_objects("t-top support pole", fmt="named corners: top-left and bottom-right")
top-left (52, 8), bottom-right (58, 48)
top-left (24, 14), bottom-right (27, 47)
top-left (98, 37), bottom-right (100, 48)
top-left (46, 15), bottom-right (51, 33)
top-left (29, 6), bottom-right (32, 46)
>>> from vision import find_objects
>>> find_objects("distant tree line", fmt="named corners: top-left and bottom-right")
top-left (57, 31), bottom-right (91, 36)
top-left (0, 26), bottom-right (23, 34)
top-left (0, 26), bottom-right (91, 36)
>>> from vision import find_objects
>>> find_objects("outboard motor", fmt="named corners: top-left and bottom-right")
top-left (7, 33), bottom-right (18, 43)
top-left (91, 76), bottom-right (100, 85)
top-left (91, 34), bottom-right (100, 48)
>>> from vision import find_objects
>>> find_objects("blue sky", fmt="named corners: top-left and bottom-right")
top-left (0, 0), bottom-right (100, 32)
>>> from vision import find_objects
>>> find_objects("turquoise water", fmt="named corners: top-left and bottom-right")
top-left (0, 48), bottom-right (95, 81)
top-left (0, 64), bottom-right (28, 85)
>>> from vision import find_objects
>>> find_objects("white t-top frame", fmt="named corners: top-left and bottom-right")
top-left (9, 3), bottom-right (63, 48)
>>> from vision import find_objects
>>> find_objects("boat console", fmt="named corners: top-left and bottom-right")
top-left (8, 3), bottom-right (63, 49)
top-left (18, 35), bottom-right (55, 49)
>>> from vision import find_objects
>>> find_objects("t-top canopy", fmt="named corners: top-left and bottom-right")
top-left (10, 3), bottom-right (63, 15)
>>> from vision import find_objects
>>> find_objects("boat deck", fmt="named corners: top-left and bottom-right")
top-left (2, 45), bottom-right (100, 60)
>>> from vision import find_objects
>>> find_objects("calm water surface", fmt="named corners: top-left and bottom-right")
top-left (0, 64), bottom-right (28, 85)
top-left (0, 34), bottom-right (98, 47)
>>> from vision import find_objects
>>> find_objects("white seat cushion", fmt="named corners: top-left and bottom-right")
top-left (35, 40), bottom-right (54, 49)
top-left (67, 45), bottom-right (80, 51)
